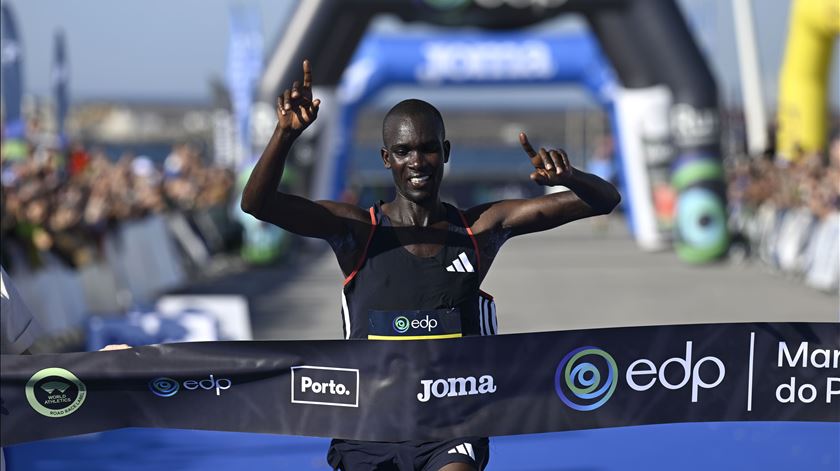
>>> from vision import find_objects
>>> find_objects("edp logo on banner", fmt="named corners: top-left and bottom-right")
top-left (291, 366), bottom-right (359, 408)
top-left (555, 341), bottom-right (726, 411)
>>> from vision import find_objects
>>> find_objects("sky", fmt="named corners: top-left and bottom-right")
top-left (2, 0), bottom-right (839, 108)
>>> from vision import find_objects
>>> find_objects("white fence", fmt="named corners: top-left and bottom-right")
top-left (735, 203), bottom-right (839, 293)
top-left (10, 214), bottom-right (190, 335)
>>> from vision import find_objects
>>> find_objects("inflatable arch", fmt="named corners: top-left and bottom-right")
top-left (260, 0), bottom-right (728, 263)
top-left (323, 33), bottom-right (636, 230)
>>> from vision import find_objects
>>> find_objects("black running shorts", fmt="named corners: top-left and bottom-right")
top-left (327, 437), bottom-right (489, 471)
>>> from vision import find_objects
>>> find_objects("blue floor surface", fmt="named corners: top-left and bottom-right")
top-left (6, 422), bottom-right (838, 470)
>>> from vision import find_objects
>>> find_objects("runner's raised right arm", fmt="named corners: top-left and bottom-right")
top-left (240, 60), bottom-right (368, 244)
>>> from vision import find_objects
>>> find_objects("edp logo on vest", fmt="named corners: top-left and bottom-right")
top-left (291, 366), bottom-right (359, 408)
top-left (369, 309), bottom-right (462, 339)
top-left (394, 314), bottom-right (438, 334)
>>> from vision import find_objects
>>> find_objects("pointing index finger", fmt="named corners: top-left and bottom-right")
top-left (519, 131), bottom-right (537, 158)
top-left (302, 59), bottom-right (312, 89)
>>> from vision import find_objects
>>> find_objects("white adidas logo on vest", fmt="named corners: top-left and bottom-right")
top-left (448, 442), bottom-right (476, 460)
top-left (445, 252), bottom-right (474, 273)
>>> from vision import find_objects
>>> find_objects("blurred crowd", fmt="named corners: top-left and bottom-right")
top-left (1, 142), bottom-right (235, 272)
top-left (726, 135), bottom-right (839, 292)
top-left (728, 136), bottom-right (840, 221)
top-left (2, 131), bottom-right (838, 281)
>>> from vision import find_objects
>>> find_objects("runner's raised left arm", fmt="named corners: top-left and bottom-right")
top-left (466, 132), bottom-right (620, 237)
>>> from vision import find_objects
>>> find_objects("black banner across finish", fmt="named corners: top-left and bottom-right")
top-left (1, 322), bottom-right (838, 446)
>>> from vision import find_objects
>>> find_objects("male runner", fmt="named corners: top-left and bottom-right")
top-left (241, 60), bottom-right (620, 471)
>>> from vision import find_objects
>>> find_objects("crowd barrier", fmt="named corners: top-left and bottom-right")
top-left (86, 295), bottom-right (253, 351)
top-left (733, 203), bottom-right (839, 293)
top-left (7, 207), bottom-right (242, 338)
top-left (86, 308), bottom-right (220, 351)
top-left (11, 261), bottom-right (89, 335)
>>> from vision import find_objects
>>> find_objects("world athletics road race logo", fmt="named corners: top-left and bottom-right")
top-left (555, 346), bottom-right (618, 411)
top-left (25, 367), bottom-right (87, 418)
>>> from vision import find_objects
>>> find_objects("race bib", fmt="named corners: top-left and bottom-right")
top-left (368, 309), bottom-right (462, 340)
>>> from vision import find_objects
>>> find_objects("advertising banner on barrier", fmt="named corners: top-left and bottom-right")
top-left (1, 322), bottom-right (837, 446)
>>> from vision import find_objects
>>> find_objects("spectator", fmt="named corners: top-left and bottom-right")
top-left (1, 142), bottom-right (235, 274)
top-left (0, 265), bottom-right (44, 471)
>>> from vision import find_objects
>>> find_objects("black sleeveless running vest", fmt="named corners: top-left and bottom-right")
top-left (340, 202), bottom-right (497, 340)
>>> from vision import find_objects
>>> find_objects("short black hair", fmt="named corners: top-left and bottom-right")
top-left (382, 99), bottom-right (446, 144)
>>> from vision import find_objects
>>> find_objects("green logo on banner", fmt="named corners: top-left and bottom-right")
top-left (25, 368), bottom-right (87, 418)
top-left (555, 347), bottom-right (618, 411)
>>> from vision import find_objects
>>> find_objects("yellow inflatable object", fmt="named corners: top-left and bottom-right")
top-left (776, 0), bottom-right (840, 161)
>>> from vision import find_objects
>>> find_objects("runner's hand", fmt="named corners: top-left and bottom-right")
top-left (519, 131), bottom-right (574, 186)
top-left (99, 344), bottom-right (131, 351)
top-left (277, 59), bottom-right (321, 134)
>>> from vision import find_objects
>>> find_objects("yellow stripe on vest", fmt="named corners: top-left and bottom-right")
top-left (367, 333), bottom-right (463, 341)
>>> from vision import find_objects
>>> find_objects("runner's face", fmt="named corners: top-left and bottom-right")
top-left (382, 115), bottom-right (449, 203)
